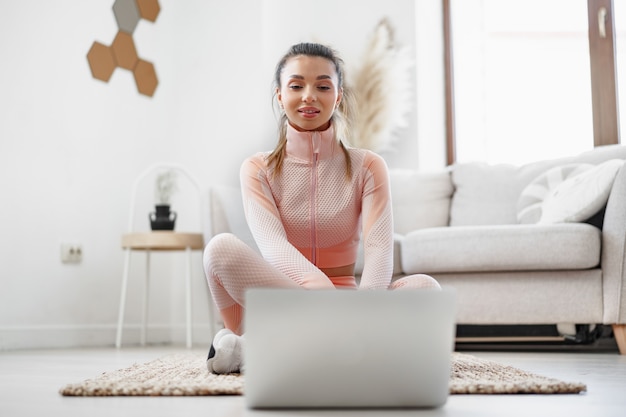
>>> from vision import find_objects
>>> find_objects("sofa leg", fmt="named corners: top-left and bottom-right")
top-left (613, 324), bottom-right (626, 355)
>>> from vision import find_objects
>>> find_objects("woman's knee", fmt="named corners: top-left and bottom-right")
top-left (390, 274), bottom-right (441, 290)
top-left (203, 233), bottom-right (241, 272)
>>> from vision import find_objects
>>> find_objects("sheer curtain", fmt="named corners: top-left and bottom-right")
top-left (451, 0), bottom-right (595, 165)
top-left (616, 0), bottom-right (625, 140)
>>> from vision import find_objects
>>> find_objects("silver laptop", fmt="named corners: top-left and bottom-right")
top-left (244, 288), bottom-right (457, 409)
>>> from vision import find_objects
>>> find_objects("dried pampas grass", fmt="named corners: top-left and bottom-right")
top-left (349, 18), bottom-right (413, 152)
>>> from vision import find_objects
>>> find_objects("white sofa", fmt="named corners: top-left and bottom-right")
top-left (205, 144), bottom-right (626, 354)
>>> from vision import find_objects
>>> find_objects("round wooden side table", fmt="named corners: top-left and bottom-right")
top-left (116, 231), bottom-right (205, 348)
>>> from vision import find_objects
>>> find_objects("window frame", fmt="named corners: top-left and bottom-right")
top-left (443, 0), bottom-right (620, 165)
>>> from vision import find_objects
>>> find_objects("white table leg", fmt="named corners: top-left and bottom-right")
top-left (186, 246), bottom-right (193, 348)
top-left (116, 248), bottom-right (132, 348)
top-left (141, 250), bottom-right (151, 347)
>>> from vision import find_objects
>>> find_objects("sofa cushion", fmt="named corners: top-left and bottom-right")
top-left (449, 163), bottom-right (521, 226)
top-left (449, 144), bottom-right (626, 227)
top-left (539, 159), bottom-right (624, 224)
top-left (401, 223), bottom-right (600, 274)
top-left (516, 163), bottom-right (592, 224)
top-left (388, 169), bottom-right (453, 234)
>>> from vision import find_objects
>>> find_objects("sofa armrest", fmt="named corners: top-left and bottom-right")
top-left (602, 163), bottom-right (626, 324)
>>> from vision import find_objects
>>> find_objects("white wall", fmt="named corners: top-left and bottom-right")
top-left (0, 0), bottom-right (444, 349)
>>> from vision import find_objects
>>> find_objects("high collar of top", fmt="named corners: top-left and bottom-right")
top-left (285, 123), bottom-right (337, 161)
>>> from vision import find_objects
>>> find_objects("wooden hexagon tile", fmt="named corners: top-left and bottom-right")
top-left (87, 0), bottom-right (160, 97)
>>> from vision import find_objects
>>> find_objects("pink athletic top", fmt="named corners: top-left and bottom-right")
top-left (240, 123), bottom-right (393, 290)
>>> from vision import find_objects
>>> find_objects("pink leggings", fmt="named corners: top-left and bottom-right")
top-left (203, 233), bottom-right (440, 335)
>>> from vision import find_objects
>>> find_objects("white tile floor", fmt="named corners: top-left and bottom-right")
top-left (1, 346), bottom-right (625, 417)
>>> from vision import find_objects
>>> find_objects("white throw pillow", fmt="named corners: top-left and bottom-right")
top-left (539, 159), bottom-right (624, 224)
top-left (516, 163), bottom-right (592, 224)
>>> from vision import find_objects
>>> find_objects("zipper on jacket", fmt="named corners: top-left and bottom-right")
top-left (310, 132), bottom-right (320, 265)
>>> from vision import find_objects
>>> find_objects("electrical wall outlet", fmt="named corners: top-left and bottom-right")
top-left (61, 243), bottom-right (83, 264)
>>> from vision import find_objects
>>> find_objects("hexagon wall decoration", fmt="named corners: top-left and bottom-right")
top-left (87, 0), bottom-right (160, 97)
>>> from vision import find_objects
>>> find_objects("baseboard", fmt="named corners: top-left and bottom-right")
top-left (0, 323), bottom-right (217, 351)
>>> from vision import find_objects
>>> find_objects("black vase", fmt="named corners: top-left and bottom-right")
top-left (149, 204), bottom-right (177, 230)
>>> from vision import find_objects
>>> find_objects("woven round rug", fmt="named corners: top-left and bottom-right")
top-left (59, 352), bottom-right (586, 396)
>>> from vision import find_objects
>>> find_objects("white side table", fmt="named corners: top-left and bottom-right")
top-left (116, 231), bottom-right (205, 348)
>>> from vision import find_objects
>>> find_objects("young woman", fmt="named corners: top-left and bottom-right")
top-left (203, 42), bottom-right (440, 374)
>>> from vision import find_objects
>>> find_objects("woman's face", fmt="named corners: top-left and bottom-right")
top-left (277, 55), bottom-right (342, 132)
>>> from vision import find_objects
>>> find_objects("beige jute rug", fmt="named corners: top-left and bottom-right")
top-left (59, 352), bottom-right (586, 397)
